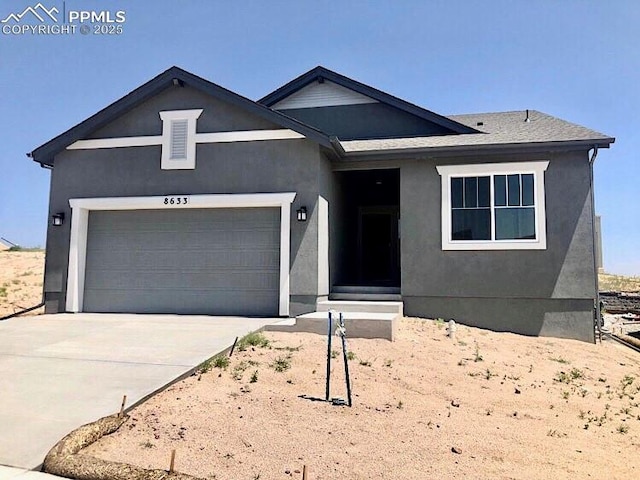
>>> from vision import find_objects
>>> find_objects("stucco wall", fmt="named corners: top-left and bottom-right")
top-left (44, 85), bottom-right (323, 314)
top-left (399, 150), bottom-right (597, 341)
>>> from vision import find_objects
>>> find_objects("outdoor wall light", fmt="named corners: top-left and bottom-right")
top-left (296, 207), bottom-right (307, 222)
top-left (52, 213), bottom-right (64, 226)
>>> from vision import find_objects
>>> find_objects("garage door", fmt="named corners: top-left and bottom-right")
top-left (82, 208), bottom-right (280, 316)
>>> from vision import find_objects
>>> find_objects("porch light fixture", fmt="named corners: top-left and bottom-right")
top-left (52, 212), bottom-right (65, 226)
top-left (296, 206), bottom-right (307, 222)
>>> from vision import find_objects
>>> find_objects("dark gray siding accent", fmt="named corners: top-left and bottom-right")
top-left (83, 208), bottom-right (280, 315)
top-left (278, 103), bottom-right (455, 140)
top-left (403, 297), bottom-right (594, 341)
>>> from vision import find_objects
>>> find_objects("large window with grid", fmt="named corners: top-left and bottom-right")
top-left (436, 161), bottom-right (549, 250)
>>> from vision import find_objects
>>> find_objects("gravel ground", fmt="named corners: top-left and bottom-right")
top-left (84, 318), bottom-right (640, 480)
top-left (0, 251), bottom-right (44, 317)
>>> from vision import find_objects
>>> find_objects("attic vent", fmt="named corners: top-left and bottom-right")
top-left (170, 119), bottom-right (189, 159)
top-left (159, 109), bottom-right (203, 170)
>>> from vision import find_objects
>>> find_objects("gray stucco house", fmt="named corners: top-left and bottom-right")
top-left (30, 66), bottom-right (614, 342)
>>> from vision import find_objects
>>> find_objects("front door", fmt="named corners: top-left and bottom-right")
top-left (357, 206), bottom-right (400, 286)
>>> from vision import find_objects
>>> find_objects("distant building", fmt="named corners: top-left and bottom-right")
top-left (0, 237), bottom-right (17, 251)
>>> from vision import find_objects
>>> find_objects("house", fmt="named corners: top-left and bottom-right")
top-left (0, 238), bottom-right (16, 251)
top-left (29, 66), bottom-right (614, 342)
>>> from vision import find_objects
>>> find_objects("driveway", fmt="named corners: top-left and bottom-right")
top-left (0, 313), bottom-right (280, 469)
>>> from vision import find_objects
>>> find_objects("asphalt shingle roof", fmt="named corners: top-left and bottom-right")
top-left (339, 110), bottom-right (614, 154)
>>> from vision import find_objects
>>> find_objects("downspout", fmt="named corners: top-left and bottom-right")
top-left (589, 146), bottom-right (602, 343)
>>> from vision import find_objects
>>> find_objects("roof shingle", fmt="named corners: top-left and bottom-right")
top-left (339, 110), bottom-right (614, 154)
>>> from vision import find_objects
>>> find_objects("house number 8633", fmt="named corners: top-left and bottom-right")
top-left (164, 196), bottom-right (189, 205)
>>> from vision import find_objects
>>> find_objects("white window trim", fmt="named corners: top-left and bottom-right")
top-left (159, 109), bottom-right (202, 170)
top-left (66, 192), bottom-right (296, 316)
top-left (436, 161), bottom-right (549, 251)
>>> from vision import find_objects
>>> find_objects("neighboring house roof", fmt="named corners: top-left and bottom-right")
top-left (259, 66), bottom-right (480, 135)
top-left (30, 66), bottom-right (332, 167)
top-left (340, 110), bottom-right (615, 156)
top-left (0, 237), bottom-right (17, 249)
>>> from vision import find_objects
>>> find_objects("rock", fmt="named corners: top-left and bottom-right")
top-left (451, 400), bottom-right (460, 407)
top-left (515, 388), bottom-right (521, 394)
top-left (451, 446), bottom-right (462, 454)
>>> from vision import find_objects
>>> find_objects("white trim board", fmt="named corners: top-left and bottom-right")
top-left (66, 192), bottom-right (297, 316)
top-left (67, 129), bottom-right (305, 150)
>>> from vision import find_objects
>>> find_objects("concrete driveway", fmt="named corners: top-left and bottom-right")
top-left (0, 313), bottom-right (280, 469)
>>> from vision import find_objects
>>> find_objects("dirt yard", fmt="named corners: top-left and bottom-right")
top-left (83, 319), bottom-right (640, 480)
top-left (0, 250), bottom-right (45, 317)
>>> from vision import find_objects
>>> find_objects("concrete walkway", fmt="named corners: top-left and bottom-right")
top-left (0, 466), bottom-right (58, 480)
top-left (0, 313), bottom-right (279, 470)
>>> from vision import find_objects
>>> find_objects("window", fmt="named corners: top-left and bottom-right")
top-left (159, 109), bottom-right (203, 170)
top-left (436, 161), bottom-right (549, 250)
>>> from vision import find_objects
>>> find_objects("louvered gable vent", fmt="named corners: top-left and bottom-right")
top-left (159, 109), bottom-right (202, 170)
top-left (170, 119), bottom-right (189, 159)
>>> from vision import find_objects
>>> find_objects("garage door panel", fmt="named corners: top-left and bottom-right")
top-left (84, 249), bottom-right (280, 270)
top-left (83, 208), bottom-right (280, 315)
top-left (84, 289), bottom-right (276, 316)
top-left (85, 270), bottom-right (279, 290)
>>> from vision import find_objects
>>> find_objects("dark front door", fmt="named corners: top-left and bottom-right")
top-left (358, 207), bottom-right (400, 286)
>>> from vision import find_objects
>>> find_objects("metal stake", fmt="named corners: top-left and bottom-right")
top-left (325, 311), bottom-right (333, 401)
top-left (339, 313), bottom-right (353, 407)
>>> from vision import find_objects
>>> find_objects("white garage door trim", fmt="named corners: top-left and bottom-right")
top-left (66, 192), bottom-right (297, 316)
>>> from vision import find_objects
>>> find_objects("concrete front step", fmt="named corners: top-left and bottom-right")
top-left (265, 311), bottom-right (398, 341)
top-left (329, 293), bottom-right (402, 301)
top-left (317, 300), bottom-right (403, 316)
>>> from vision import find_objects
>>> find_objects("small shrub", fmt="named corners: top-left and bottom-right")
top-left (271, 355), bottom-right (291, 372)
top-left (550, 357), bottom-right (570, 364)
top-left (473, 342), bottom-right (483, 362)
top-left (384, 359), bottom-right (393, 367)
top-left (331, 349), bottom-right (339, 359)
top-left (250, 370), bottom-right (258, 383)
top-left (0, 287), bottom-right (7, 298)
top-left (212, 355), bottom-right (230, 370)
top-left (621, 375), bottom-right (635, 390)
top-left (346, 351), bottom-right (356, 361)
top-left (359, 359), bottom-right (372, 367)
top-left (562, 391), bottom-right (570, 400)
top-left (570, 368), bottom-right (584, 380)
top-left (237, 332), bottom-right (270, 351)
top-left (397, 400), bottom-right (404, 409)
top-left (617, 424), bottom-right (629, 434)
top-left (232, 361), bottom-right (249, 380)
top-left (139, 441), bottom-right (154, 449)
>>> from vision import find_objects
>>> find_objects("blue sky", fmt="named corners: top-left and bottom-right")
top-left (0, 0), bottom-right (638, 274)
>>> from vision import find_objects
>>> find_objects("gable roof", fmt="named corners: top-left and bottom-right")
top-left (340, 110), bottom-right (615, 156)
top-left (258, 66), bottom-right (480, 135)
top-left (0, 237), bottom-right (17, 249)
top-left (30, 66), bottom-right (332, 167)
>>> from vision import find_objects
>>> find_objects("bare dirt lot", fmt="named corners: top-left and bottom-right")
top-left (0, 250), bottom-right (44, 317)
top-left (84, 320), bottom-right (640, 480)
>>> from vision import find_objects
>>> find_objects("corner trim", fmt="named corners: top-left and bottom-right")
top-left (66, 192), bottom-right (296, 316)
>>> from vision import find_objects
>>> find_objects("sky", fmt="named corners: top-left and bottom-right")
top-left (0, 0), bottom-right (638, 275)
